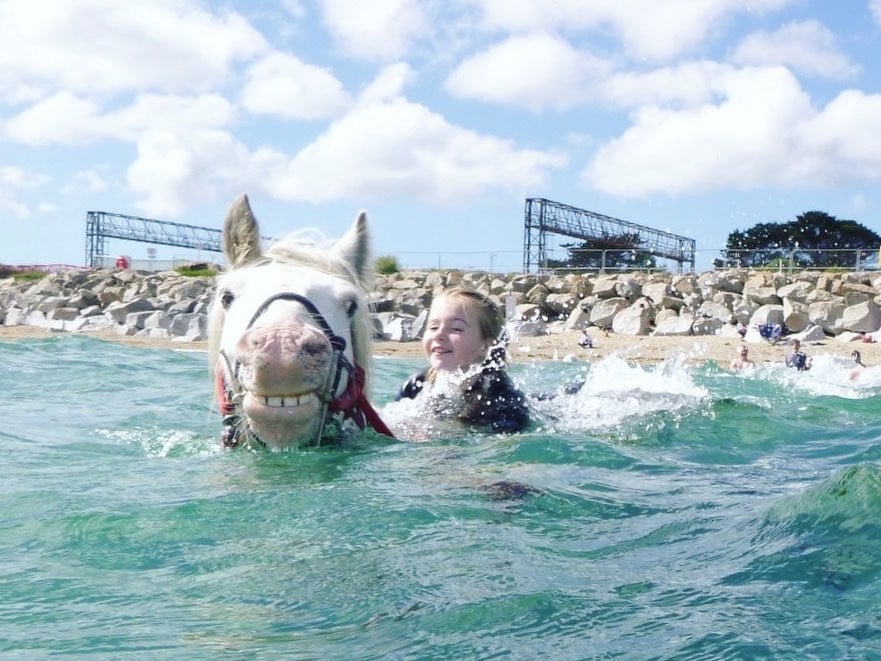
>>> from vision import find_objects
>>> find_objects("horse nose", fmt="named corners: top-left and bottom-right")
top-left (240, 322), bottom-right (331, 365)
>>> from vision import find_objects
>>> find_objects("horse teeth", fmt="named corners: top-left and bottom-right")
top-left (260, 394), bottom-right (314, 408)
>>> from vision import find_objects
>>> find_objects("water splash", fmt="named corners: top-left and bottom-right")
top-left (748, 353), bottom-right (881, 400)
top-left (95, 426), bottom-right (219, 457)
top-left (529, 352), bottom-right (710, 435)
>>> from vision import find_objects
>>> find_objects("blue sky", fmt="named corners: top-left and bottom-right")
top-left (2, 0), bottom-right (881, 273)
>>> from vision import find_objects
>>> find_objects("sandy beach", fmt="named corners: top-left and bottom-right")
top-left (3, 324), bottom-right (878, 367)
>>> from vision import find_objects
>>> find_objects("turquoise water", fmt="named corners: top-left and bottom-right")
top-left (3, 335), bottom-right (881, 658)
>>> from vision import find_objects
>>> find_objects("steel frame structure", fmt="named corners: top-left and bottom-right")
top-left (523, 198), bottom-right (696, 273)
top-left (85, 211), bottom-right (223, 267)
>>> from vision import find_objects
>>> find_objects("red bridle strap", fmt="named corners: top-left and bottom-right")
top-left (216, 369), bottom-right (235, 416)
top-left (328, 363), bottom-right (396, 438)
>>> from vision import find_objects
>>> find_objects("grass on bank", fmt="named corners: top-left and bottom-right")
top-left (174, 264), bottom-right (219, 277)
top-left (0, 268), bottom-right (46, 282)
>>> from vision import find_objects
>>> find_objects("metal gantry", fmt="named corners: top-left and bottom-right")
top-left (85, 211), bottom-right (223, 267)
top-left (523, 198), bottom-right (696, 273)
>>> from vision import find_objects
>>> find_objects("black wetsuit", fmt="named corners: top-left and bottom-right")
top-left (397, 357), bottom-right (530, 433)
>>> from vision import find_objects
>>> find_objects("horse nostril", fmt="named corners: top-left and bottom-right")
top-left (302, 339), bottom-right (327, 357)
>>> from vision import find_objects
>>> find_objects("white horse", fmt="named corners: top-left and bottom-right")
top-left (208, 195), bottom-right (394, 450)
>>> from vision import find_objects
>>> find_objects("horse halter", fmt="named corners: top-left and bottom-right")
top-left (217, 291), bottom-right (395, 448)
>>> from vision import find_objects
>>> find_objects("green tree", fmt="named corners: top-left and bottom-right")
top-left (719, 211), bottom-right (881, 269)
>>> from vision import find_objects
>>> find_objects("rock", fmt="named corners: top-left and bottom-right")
top-left (612, 300), bottom-right (652, 335)
top-left (808, 300), bottom-right (846, 334)
top-left (104, 298), bottom-right (156, 324)
top-left (841, 300), bottom-right (881, 333)
top-left (507, 318), bottom-right (548, 337)
top-left (653, 314), bottom-right (694, 336)
top-left (563, 307), bottom-right (591, 331)
top-left (782, 299), bottom-right (810, 333)
top-left (749, 304), bottom-right (785, 327)
top-left (794, 324), bottom-right (826, 342)
top-left (382, 315), bottom-right (416, 342)
top-left (590, 297), bottom-right (628, 328)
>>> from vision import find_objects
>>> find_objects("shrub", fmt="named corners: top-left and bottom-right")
top-left (0, 266), bottom-right (46, 281)
top-left (375, 255), bottom-right (400, 275)
top-left (13, 271), bottom-right (46, 282)
top-left (175, 263), bottom-right (219, 277)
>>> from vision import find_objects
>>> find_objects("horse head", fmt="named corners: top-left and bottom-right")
top-left (208, 194), bottom-right (391, 450)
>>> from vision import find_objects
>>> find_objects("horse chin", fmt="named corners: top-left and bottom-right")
top-left (242, 391), bottom-right (324, 449)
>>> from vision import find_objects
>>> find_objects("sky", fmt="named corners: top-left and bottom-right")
top-left (2, 0), bottom-right (881, 273)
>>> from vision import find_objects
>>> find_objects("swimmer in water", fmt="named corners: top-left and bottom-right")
top-left (730, 345), bottom-right (755, 370)
top-left (396, 287), bottom-right (530, 433)
top-left (785, 339), bottom-right (812, 371)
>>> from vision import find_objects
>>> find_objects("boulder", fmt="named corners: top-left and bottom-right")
top-left (653, 314), bottom-right (694, 336)
top-left (841, 300), bottom-right (881, 333)
top-left (612, 301), bottom-right (652, 335)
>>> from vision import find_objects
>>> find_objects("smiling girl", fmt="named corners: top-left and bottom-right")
top-left (396, 287), bottom-right (530, 433)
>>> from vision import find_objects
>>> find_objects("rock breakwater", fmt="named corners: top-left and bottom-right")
top-left (2, 267), bottom-right (881, 346)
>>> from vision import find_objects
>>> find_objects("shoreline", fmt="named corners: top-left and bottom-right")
top-left (3, 325), bottom-right (878, 367)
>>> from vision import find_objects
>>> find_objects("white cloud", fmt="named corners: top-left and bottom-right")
top-left (359, 63), bottom-right (414, 104)
top-left (581, 66), bottom-right (881, 196)
top-left (599, 61), bottom-right (732, 110)
top-left (797, 90), bottom-right (881, 180)
top-left (106, 94), bottom-right (239, 139)
top-left (4, 92), bottom-right (237, 146)
top-left (3, 93), bottom-right (101, 145)
top-left (470, 0), bottom-right (793, 61)
top-left (241, 52), bottom-right (351, 120)
top-left (280, 0), bottom-right (306, 18)
top-left (732, 20), bottom-right (858, 79)
top-left (0, 165), bottom-right (48, 219)
top-left (127, 128), bottom-right (273, 216)
top-left (872, 0), bottom-right (881, 26)
top-left (62, 167), bottom-right (111, 195)
top-left (264, 96), bottom-right (567, 204)
top-left (320, 0), bottom-right (429, 62)
top-left (0, 165), bottom-right (47, 188)
top-left (0, 0), bottom-right (266, 100)
top-left (445, 33), bottom-right (611, 111)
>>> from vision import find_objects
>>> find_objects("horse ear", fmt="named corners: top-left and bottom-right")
top-left (335, 211), bottom-right (372, 285)
top-left (222, 194), bottom-right (263, 267)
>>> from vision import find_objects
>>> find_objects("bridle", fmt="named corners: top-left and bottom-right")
top-left (216, 291), bottom-right (395, 448)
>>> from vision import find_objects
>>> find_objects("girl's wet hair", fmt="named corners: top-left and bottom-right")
top-left (436, 287), bottom-right (502, 343)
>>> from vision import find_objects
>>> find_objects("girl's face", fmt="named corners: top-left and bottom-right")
top-left (422, 296), bottom-right (488, 371)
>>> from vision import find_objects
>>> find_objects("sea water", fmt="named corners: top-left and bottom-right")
top-left (2, 335), bottom-right (881, 659)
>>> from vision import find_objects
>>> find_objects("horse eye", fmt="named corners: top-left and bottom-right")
top-left (346, 299), bottom-right (358, 318)
top-left (220, 290), bottom-right (235, 309)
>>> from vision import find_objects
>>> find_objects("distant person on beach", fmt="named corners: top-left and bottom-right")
top-left (730, 345), bottom-right (755, 370)
top-left (396, 287), bottom-right (530, 433)
top-left (849, 350), bottom-right (865, 381)
top-left (578, 329), bottom-right (593, 348)
top-left (785, 339), bottom-right (812, 371)
top-left (851, 350), bottom-right (865, 367)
